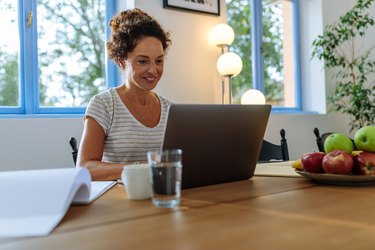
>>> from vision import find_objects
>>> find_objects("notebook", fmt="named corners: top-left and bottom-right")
top-left (0, 168), bottom-right (116, 237)
top-left (162, 104), bottom-right (271, 189)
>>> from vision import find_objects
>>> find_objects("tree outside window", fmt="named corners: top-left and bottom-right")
top-left (0, 0), bottom-right (114, 113)
top-left (37, 0), bottom-right (107, 107)
top-left (0, 1), bottom-right (19, 107)
top-left (227, 0), bottom-right (300, 108)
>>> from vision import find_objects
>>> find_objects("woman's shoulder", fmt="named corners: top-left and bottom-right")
top-left (89, 88), bottom-right (116, 103)
top-left (94, 88), bottom-right (116, 98)
top-left (157, 94), bottom-right (173, 106)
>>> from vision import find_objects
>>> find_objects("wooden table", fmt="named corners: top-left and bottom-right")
top-left (2, 167), bottom-right (375, 249)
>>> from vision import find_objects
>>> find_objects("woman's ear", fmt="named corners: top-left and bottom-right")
top-left (118, 60), bottom-right (126, 70)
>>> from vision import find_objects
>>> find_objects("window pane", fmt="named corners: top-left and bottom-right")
top-left (227, 0), bottom-right (253, 104)
top-left (0, 1), bottom-right (20, 107)
top-left (262, 0), bottom-right (296, 107)
top-left (227, 0), bottom-right (297, 107)
top-left (37, 0), bottom-right (106, 107)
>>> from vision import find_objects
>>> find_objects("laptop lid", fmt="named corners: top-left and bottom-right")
top-left (162, 104), bottom-right (271, 189)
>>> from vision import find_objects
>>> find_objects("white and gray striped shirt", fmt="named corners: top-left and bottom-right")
top-left (85, 88), bottom-right (172, 164)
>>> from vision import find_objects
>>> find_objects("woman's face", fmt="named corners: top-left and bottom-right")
top-left (123, 37), bottom-right (165, 91)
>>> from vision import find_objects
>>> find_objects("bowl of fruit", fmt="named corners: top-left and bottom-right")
top-left (293, 125), bottom-right (375, 185)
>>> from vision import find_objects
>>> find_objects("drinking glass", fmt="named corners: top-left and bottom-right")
top-left (147, 149), bottom-right (182, 208)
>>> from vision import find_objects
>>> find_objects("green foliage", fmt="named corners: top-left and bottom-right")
top-left (227, 0), bottom-right (284, 104)
top-left (0, 0), bottom-right (106, 108)
top-left (0, 2), bottom-right (19, 107)
top-left (0, 51), bottom-right (19, 106)
top-left (312, 0), bottom-right (375, 131)
top-left (38, 0), bottom-right (106, 107)
top-left (227, 0), bottom-right (252, 103)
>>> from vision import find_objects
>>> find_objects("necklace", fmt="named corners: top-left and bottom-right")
top-left (137, 111), bottom-right (145, 120)
top-left (123, 86), bottom-right (148, 120)
top-left (130, 100), bottom-right (147, 120)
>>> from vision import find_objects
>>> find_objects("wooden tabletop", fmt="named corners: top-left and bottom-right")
top-left (2, 169), bottom-right (375, 249)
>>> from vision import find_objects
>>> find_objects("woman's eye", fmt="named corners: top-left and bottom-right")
top-left (138, 60), bottom-right (147, 64)
top-left (156, 59), bottom-right (164, 64)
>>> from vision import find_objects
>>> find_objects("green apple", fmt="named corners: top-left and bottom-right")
top-left (324, 133), bottom-right (353, 154)
top-left (354, 126), bottom-right (375, 153)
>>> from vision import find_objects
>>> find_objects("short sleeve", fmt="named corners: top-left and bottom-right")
top-left (84, 90), bottom-right (114, 135)
top-left (159, 95), bottom-right (173, 106)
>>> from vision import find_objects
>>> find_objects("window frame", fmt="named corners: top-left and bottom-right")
top-left (0, 0), bottom-right (117, 115)
top-left (244, 0), bottom-right (302, 112)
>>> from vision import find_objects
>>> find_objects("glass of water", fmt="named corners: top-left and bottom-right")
top-left (147, 149), bottom-right (182, 208)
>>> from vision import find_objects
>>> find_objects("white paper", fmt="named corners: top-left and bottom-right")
top-left (254, 161), bottom-right (302, 177)
top-left (0, 168), bottom-right (115, 237)
top-left (72, 181), bottom-right (116, 205)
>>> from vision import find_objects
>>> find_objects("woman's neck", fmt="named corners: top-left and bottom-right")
top-left (123, 84), bottom-right (152, 106)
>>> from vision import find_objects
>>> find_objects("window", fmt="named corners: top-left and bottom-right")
top-left (227, 0), bottom-right (301, 111)
top-left (0, 0), bottom-right (116, 115)
top-left (0, 0), bottom-right (19, 108)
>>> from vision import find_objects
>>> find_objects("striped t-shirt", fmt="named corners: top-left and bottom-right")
top-left (85, 88), bottom-right (172, 164)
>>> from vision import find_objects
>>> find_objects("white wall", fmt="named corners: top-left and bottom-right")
top-left (133, 0), bottom-right (226, 104)
top-left (0, 117), bottom-right (83, 171)
top-left (0, 0), bottom-right (373, 171)
top-left (322, 0), bottom-right (375, 96)
top-left (299, 0), bottom-right (326, 113)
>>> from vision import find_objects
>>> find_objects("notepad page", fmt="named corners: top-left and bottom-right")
top-left (254, 161), bottom-right (301, 177)
top-left (0, 168), bottom-right (91, 237)
top-left (72, 181), bottom-right (117, 205)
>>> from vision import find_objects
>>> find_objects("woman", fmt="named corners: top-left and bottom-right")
top-left (76, 9), bottom-right (172, 181)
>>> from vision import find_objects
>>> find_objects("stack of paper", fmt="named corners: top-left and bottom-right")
top-left (254, 161), bottom-right (301, 177)
top-left (0, 168), bottom-right (116, 237)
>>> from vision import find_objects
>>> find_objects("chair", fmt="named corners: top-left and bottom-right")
top-left (70, 130), bottom-right (290, 164)
top-left (69, 137), bottom-right (78, 166)
top-left (313, 127), bottom-right (357, 152)
top-left (258, 129), bottom-right (289, 162)
top-left (313, 128), bottom-right (332, 152)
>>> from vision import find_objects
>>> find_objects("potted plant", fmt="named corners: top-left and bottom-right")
top-left (312, 0), bottom-right (375, 132)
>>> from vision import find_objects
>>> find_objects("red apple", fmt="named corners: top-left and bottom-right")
top-left (301, 152), bottom-right (325, 173)
top-left (352, 151), bottom-right (375, 175)
top-left (321, 150), bottom-right (353, 175)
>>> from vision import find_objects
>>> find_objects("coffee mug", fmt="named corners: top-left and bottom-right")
top-left (121, 163), bottom-right (152, 200)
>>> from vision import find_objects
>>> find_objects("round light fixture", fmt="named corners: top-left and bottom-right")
top-left (241, 89), bottom-right (266, 104)
top-left (209, 23), bottom-right (235, 47)
top-left (216, 52), bottom-right (243, 77)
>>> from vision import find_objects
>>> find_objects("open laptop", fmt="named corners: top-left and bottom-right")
top-left (162, 104), bottom-right (271, 189)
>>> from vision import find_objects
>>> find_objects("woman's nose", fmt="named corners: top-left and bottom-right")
top-left (148, 62), bottom-right (158, 74)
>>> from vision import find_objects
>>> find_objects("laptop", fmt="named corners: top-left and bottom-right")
top-left (162, 104), bottom-right (271, 189)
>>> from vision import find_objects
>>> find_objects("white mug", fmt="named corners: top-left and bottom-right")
top-left (121, 163), bottom-right (152, 200)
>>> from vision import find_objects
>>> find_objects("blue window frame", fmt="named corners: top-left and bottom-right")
top-left (227, 0), bottom-right (301, 112)
top-left (0, 0), bottom-right (117, 115)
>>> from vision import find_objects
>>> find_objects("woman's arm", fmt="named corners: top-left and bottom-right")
top-left (76, 117), bottom-right (124, 181)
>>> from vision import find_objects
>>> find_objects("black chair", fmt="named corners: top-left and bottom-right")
top-left (313, 127), bottom-right (357, 152)
top-left (313, 128), bottom-right (332, 152)
top-left (258, 129), bottom-right (289, 162)
top-left (69, 137), bottom-right (78, 166)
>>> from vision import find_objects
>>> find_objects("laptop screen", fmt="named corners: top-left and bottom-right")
top-left (162, 104), bottom-right (271, 188)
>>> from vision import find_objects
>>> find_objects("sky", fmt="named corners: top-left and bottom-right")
top-left (0, 0), bottom-right (19, 53)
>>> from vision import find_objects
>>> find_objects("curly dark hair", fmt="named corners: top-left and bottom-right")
top-left (106, 8), bottom-right (172, 66)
